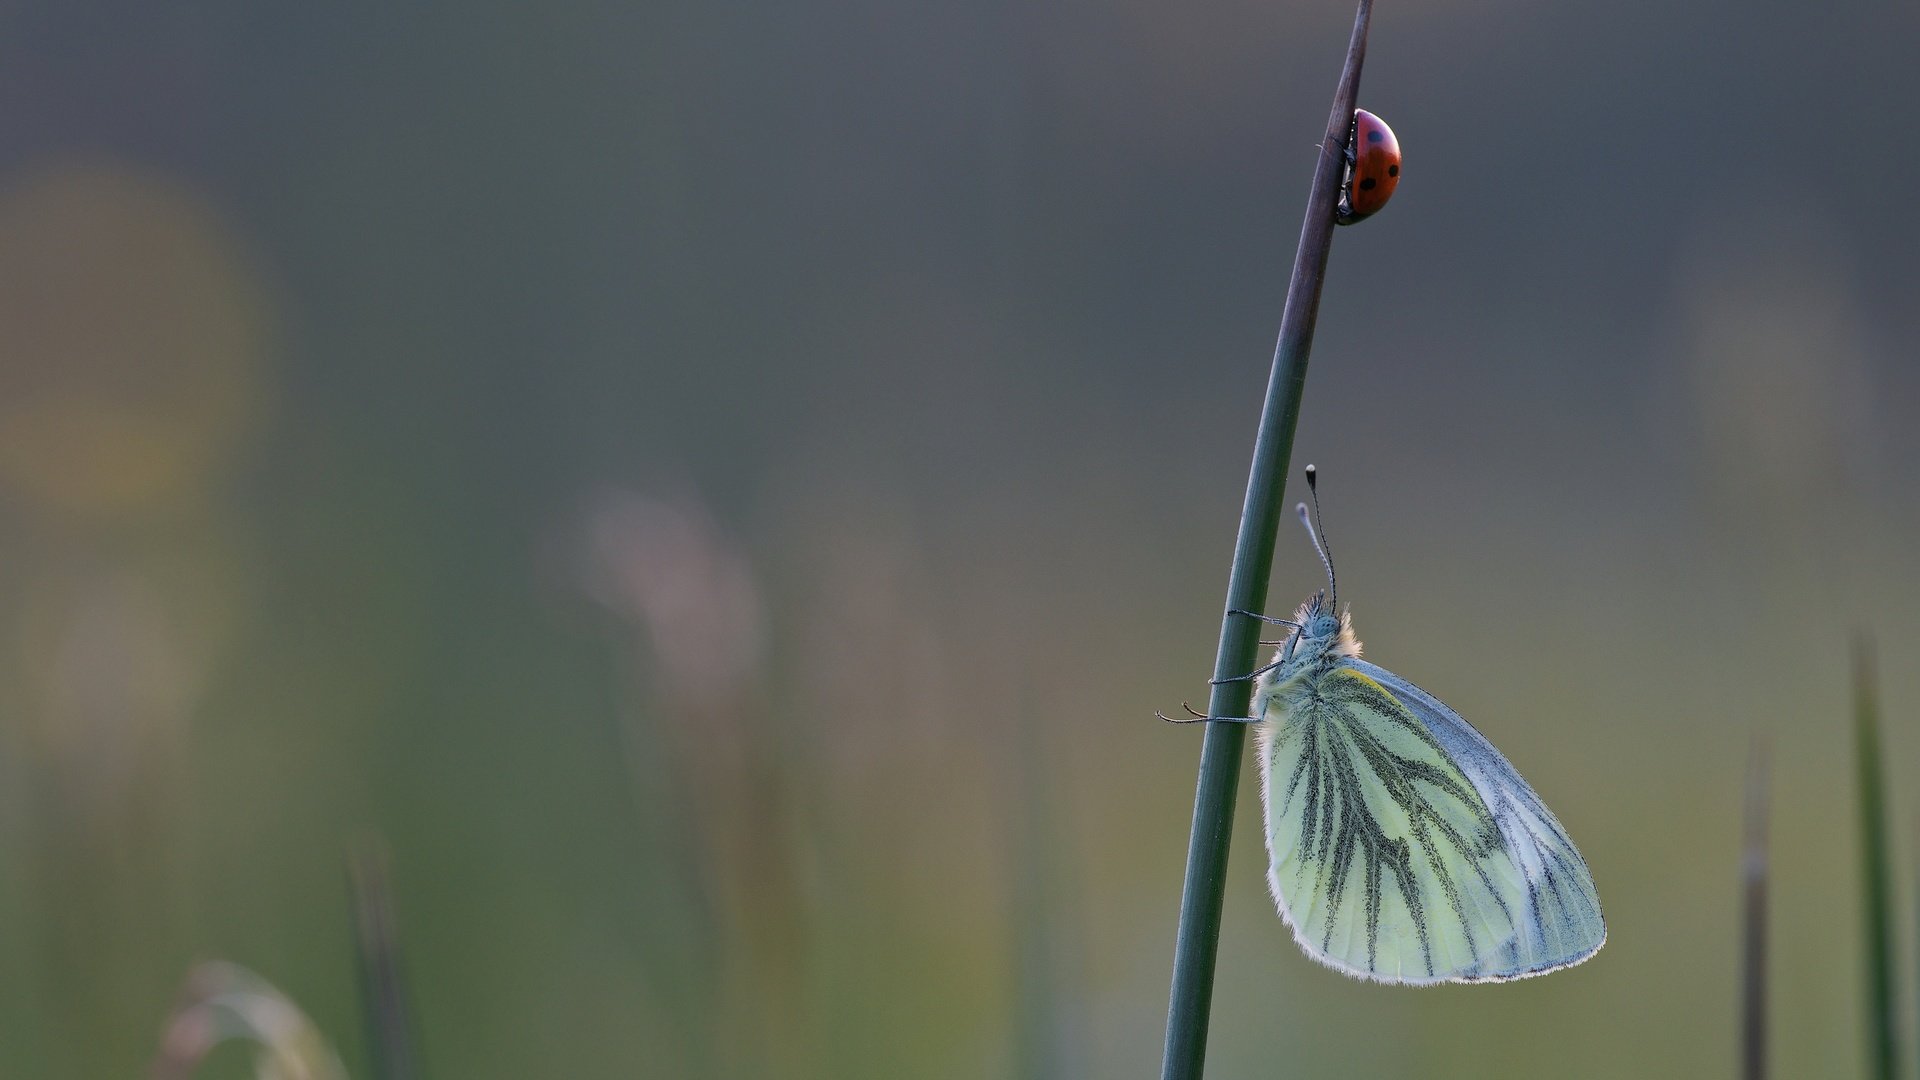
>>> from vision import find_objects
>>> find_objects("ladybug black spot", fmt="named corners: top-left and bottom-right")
top-left (1387, 164), bottom-right (1399, 177)
top-left (1358, 177), bottom-right (1377, 190)
top-left (1368, 129), bottom-right (1384, 143)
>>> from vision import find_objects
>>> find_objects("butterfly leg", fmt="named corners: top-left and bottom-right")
top-left (1227, 608), bottom-right (1300, 628)
top-left (1209, 655), bottom-right (1285, 685)
top-left (1157, 702), bottom-right (1262, 724)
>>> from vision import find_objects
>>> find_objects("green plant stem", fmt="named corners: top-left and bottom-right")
top-left (1740, 737), bottom-right (1768, 1080)
top-left (348, 842), bottom-right (421, 1080)
top-left (1853, 636), bottom-right (1898, 1080)
top-left (1159, 4), bottom-right (1372, 1077)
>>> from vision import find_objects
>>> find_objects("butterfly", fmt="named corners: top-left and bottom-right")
top-left (1173, 466), bottom-right (1605, 984)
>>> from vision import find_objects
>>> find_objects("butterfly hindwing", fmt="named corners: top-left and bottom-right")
top-left (1347, 659), bottom-right (1607, 977)
top-left (1257, 661), bottom-right (1603, 983)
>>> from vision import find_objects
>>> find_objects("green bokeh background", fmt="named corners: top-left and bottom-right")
top-left (1, 1), bottom-right (1917, 1076)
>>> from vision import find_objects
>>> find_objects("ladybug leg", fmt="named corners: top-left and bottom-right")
top-left (1318, 136), bottom-right (1356, 166)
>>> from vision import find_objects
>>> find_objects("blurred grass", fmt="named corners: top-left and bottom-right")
top-left (1854, 637), bottom-right (1898, 1080)
top-left (1741, 738), bottom-right (1768, 1080)
top-left (348, 842), bottom-right (421, 1080)
top-left (148, 961), bottom-right (349, 1080)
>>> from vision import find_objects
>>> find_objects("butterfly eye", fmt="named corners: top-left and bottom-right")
top-left (1312, 616), bottom-right (1340, 637)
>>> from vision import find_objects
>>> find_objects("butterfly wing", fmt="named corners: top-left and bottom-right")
top-left (1257, 660), bottom-right (1604, 984)
top-left (1346, 659), bottom-right (1606, 978)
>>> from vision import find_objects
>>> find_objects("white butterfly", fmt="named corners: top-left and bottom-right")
top-left (1199, 467), bottom-right (1605, 984)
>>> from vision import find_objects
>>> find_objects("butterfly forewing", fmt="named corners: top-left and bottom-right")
top-left (1349, 659), bottom-right (1607, 977)
top-left (1258, 662), bottom-right (1603, 983)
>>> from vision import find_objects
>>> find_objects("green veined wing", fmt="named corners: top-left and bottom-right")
top-left (1257, 662), bottom-right (1604, 983)
top-left (1348, 658), bottom-right (1606, 978)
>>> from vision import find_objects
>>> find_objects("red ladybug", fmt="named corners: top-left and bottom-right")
top-left (1335, 109), bottom-right (1400, 225)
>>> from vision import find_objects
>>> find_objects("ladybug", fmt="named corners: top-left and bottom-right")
top-left (1335, 108), bottom-right (1400, 225)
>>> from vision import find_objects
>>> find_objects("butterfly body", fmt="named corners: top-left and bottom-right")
top-left (1251, 592), bottom-right (1605, 984)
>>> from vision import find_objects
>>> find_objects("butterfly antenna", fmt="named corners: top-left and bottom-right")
top-left (1296, 464), bottom-right (1336, 609)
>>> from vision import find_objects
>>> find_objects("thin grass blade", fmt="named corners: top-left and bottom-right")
top-left (1853, 636), bottom-right (1898, 1080)
top-left (149, 961), bottom-right (350, 1080)
top-left (1159, 3), bottom-right (1373, 1077)
top-left (349, 840), bottom-right (422, 1080)
top-left (1741, 736), bottom-right (1769, 1080)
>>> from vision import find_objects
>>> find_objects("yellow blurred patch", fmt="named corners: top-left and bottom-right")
top-left (0, 159), bottom-right (271, 517)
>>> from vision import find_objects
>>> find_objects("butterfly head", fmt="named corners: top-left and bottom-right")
top-left (1289, 591), bottom-right (1360, 659)
top-left (1298, 592), bottom-right (1342, 640)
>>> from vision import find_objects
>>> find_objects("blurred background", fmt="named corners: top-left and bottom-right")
top-left (0, 1), bottom-right (1916, 1076)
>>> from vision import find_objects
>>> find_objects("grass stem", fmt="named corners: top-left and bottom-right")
top-left (1853, 635), bottom-right (1898, 1080)
top-left (1158, 4), bottom-right (1372, 1077)
top-left (1741, 737), bottom-right (1768, 1080)
top-left (348, 841), bottom-right (422, 1080)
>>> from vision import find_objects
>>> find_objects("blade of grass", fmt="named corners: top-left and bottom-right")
top-left (1741, 736), bottom-right (1769, 1080)
top-left (1160, 4), bottom-right (1372, 1077)
top-left (1853, 635), bottom-right (1898, 1080)
top-left (149, 962), bottom-right (349, 1080)
top-left (348, 840), bottom-right (422, 1080)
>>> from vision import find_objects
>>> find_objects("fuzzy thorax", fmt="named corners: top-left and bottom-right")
top-left (1250, 593), bottom-right (1363, 720)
